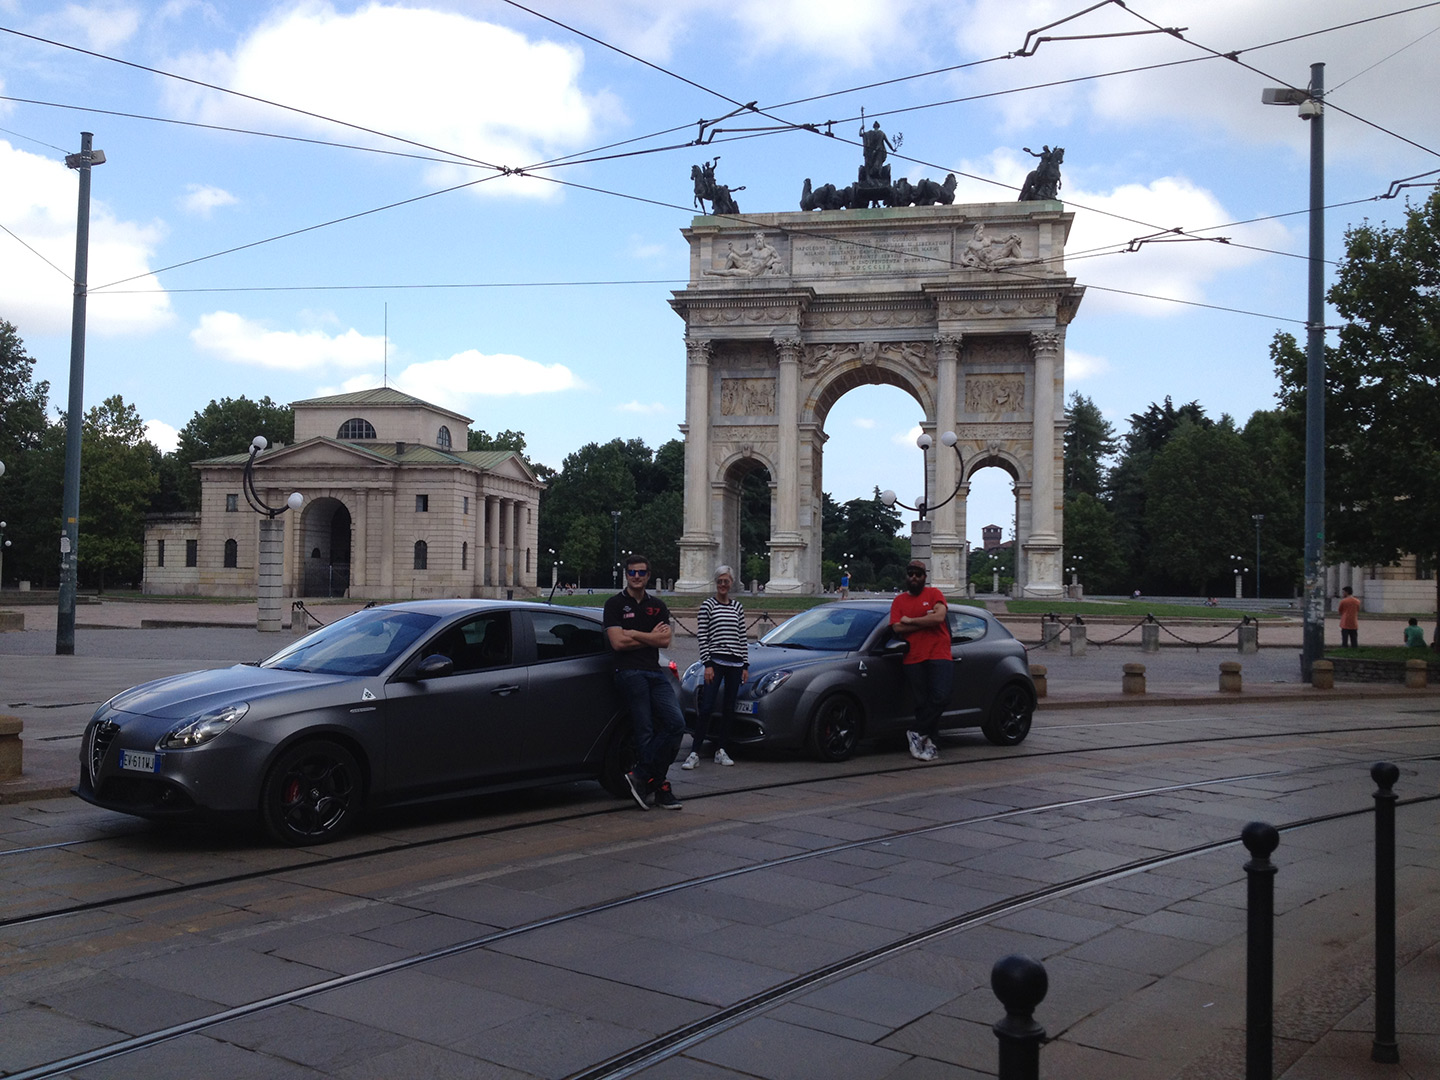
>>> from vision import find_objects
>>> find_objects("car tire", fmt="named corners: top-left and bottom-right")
top-left (806, 693), bottom-right (862, 762)
top-left (599, 722), bottom-right (636, 799)
top-left (981, 683), bottom-right (1034, 746)
top-left (260, 740), bottom-right (363, 845)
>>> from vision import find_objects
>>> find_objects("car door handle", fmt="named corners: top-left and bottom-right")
top-left (490, 685), bottom-right (522, 696)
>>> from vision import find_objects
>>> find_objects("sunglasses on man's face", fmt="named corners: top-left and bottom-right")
top-left (905, 569), bottom-right (926, 577)
top-left (626, 568), bottom-right (649, 577)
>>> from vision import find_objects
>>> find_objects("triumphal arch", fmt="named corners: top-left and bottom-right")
top-left (670, 197), bottom-right (1084, 597)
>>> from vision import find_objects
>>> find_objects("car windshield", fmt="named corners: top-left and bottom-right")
top-left (262, 608), bottom-right (440, 676)
top-left (760, 606), bottom-right (886, 652)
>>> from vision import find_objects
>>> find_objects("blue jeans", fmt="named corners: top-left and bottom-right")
top-left (614, 669), bottom-right (685, 790)
top-left (693, 663), bottom-right (743, 755)
top-left (905, 659), bottom-right (954, 739)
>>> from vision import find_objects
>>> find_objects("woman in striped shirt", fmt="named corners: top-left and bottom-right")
top-left (683, 565), bottom-right (749, 768)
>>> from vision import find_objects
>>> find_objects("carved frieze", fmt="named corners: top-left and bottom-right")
top-left (801, 340), bottom-right (936, 381)
top-left (964, 337), bottom-right (1031, 367)
top-left (965, 374), bottom-right (1026, 415)
top-left (692, 305), bottom-right (801, 327)
top-left (810, 306), bottom-right (931, 330)
top-left (719, 378), bottom-right (777, 416)
top-left (938, 294), bottom-right (1057, 322)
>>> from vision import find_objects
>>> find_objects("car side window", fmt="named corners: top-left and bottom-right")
top-left (948, 612), bottom-right (988, 643)
top-left (427, 613), bottom-right (512, 674)
top-left (529, 612), bottom-right (607, 661)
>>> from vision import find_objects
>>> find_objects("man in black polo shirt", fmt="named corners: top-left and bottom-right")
top-left (603, 553), bottom-right (684, 810)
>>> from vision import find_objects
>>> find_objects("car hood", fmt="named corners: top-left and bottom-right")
top-left (743, 643), bottom-right (853, 677)
top-left (105, 665), bottom-right (358, 721)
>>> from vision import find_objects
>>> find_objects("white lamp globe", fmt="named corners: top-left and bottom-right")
top-left (916, 433), bottom-right (932, 450)
top-left (286, 492), bottom-right (304, 511)
top-left (250, 435), bottom-right (268, 452)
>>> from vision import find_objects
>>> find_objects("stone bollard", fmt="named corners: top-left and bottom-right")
top-left (1238, 621), bottom-right (1258, 655)
top-left (0, 715), bottom-right (23, 779)
top-left (1029, 664), bottom-right (1047, 699)
top-left (1122, 663), bottom-right (1146, 695)
top-left (1311, 659), bottom-right (1334, 690)
top-left (1069, 620), bottom-right (1087, 657)
top-left (291, 604), bottom-right (310, 635)
top-left (1042, 614), bottom-right (1063, 652)
top-left (1141, 621), bottom-right (1160, 653)
top-left (0, 611), bottom-right (24, 632)
top-left (1219, 661), bottom-right (1243, 693)
top-left (1404, 659), bottom-right (1428, 689)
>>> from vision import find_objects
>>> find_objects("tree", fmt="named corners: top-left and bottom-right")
top-left (1062, 493), bottom-right (1127, 594)
top-left (168, 396), bottom-right (294, 509)
top-left (1063, 392), bottom-right (1117, 499)
top-left (1276, 192), bottom-right (1440, 615)
top-left (78, 396), bottom-right (160, 590)
top-left (0, 320), bottom-right (51, 586)
top-left (468, 428), bottom-right (528, 454)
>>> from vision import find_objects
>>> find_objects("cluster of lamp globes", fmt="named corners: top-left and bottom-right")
top-left (879, 430), bottom-right (960, 515)
top-left (248, 436), bottom-right (304, 513)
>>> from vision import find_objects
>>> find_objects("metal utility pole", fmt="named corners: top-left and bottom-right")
top-left (56, 132), bottom-right (105, 656)
top-left (1263, 64), bottom-right (1325, 678)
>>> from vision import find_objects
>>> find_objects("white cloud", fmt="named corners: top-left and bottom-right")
top-left (181, 183), bottom-right (238, 216)
top-left (164, 4), bottom-right (619, 195)
top-left (617, 400), bottom-right (667, 414)
top-left (894, 424), bottom-right (923, 446)
top-left (627, 235), bottom-right (666, 260)
top-left (190, 311), bottom-right (382, 370)
top-left (1064, 348), bottom-right (1111, 380)
top-left (0, 141), bottom-right (172, 336)
top-left (394, 349), bottom-right (578, 406)
top-left (32, 3), bottom-right (141, 51)
top-left (144, 418), bottom-right (180, 454)
top-left (852, 417), bottom-right (876, 429)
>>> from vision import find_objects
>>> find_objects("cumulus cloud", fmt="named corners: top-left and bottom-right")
top-left (617, 400), bottom-right (668, 414)
top-left (32, 2), bottom-right (141, 51)
top-left (852, 417), bottom-right (876, 429)
top-left (394, 349), bottom-right (578, 406)
top-left (181, 183), bottom-right (238, 216)
top-left (163, 4), bottom-right (619, 195)
top-left (895, 424), bottom-right (924, 446)
top-left (0, 141), bottom-right (172, 336)
top-left (191, 311), bottom-right (382, 370)
top-left (1064, 348), bottom-right (1111, 380)
top-left (144, 418), bottom-right (180, 454)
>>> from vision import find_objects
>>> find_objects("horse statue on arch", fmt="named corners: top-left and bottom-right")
top-left (1018, 145), bottom-right (1063, 202)
top-left (692, 158), bottom-right (743, 216)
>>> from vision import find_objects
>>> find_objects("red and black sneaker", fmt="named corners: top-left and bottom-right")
top-left (653, 782), bottom-right (682, 810)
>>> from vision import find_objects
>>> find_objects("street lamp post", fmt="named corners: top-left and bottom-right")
top-left (1252, 514), bottom-right (1265, 600)
top-left (1068, 554), bottom-right (1084, 598)
top-left (610, 510), bottom-right (621, 589)
top-left (242, 436), bottom-right (304, 632)
top-left (0, 521), bottom-right (9, 593)
top-left (1230, 555), bottom-right (1248, 600)
top-left (881, 431), bottom-right (964, 567)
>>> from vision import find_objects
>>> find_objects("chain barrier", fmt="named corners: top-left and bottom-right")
top-left (1087, 616), bottom-right (1153, 647)
top-left (1021, 612), bottom-right (1255, 651)
top-left (669, 609), bottom-right (775, 639)
top-left (291, 600), bottom-right (326, 628)
top-left (1156, 616), bottom-right (1249, 648)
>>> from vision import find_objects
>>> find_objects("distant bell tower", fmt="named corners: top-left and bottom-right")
top-left (982, 524), bottom-right (1003, 551)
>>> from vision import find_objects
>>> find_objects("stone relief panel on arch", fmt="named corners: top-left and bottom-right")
top-left (965, 374), bottom-right (1027, 416)
top-left (801, 340), bottom-right (936, 381)
top-left (719, 378), bottom-right (777, 416)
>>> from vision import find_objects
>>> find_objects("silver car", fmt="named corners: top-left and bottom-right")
top-left (76, 600), bottom-right (640, 844)
top-left (679, 600), bottom-right (1035, 761)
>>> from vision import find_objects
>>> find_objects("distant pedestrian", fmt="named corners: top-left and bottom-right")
top-left (839, 571), bottom-right (850, 600)
top-left (604, 554), bottom-right (684, 810)
top-left (1338, 586), bottom-right (1361, 648)
top-left (890, 560), bottom-right (952, 762)
top-left (1404, 617), bottom-right (1425, 648)
top-left (684, 565), bottom-right (747, 769)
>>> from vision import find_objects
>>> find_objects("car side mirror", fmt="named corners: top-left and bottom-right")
top-left (881, 638), bottom-right (910, 657)
top-left (415, 654), bottom-right (455, 679)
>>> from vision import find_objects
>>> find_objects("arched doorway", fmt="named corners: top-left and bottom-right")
top-left (715, 455), bottom-right (773, 589)
top-left (301, 497), bottom-right (352, 597)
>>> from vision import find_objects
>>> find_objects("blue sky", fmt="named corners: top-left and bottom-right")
top-left (2, 0), bottom-right (1437, 546)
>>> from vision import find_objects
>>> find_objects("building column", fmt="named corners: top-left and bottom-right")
top-left (677, 338), bottom-right (717, 592)
top-left (931, 333), bottom-right (964, 591)
top-left (1022, 330), bottom-right (1062, 597)
top-left (510, 500), bottom-right (524, 589)
top-left (484, 495), bottom-right (498, 589)
top-left (498, 498), bottom-right (512, 588)
top-left (380, 488), bottom-right (395, 594)
top-left (768, 336), bottom-right (805, 593)
top-left (352, 489), bottom-right (368, 592)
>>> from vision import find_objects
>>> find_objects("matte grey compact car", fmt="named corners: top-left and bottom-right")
top-left (679, 600), bottom-right (1035, 761)
top-left (77, 600), bottom-right (639, 844)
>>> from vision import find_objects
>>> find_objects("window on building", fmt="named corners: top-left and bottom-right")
top-left (415, 494), bottom-right (429, 512)
top-left (223, 538), bottom-right (238, 568)
top-left (414, 540), bottom-right (428, 570)
top-left (462, 541), bottom-right (469, 570)
top-left (185, 539), bottom-right (198, 567)
top-left (463, 496), bottom-right (469, 515)
top-left (225, 493), bottom-right (239, 512)
top-left (338, 417), bottom-right (377, 440)
top-left (437, 425), bottom-right (452, 450)
top-left (156, 539), bottom-right (165, 567)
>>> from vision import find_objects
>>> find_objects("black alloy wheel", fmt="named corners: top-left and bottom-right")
top-left (261, 740), bottom-right (362, 845)
top-left (807, 693), bottom-right (862, 762)
top-left (981, 683), bottom-right (1034, 746)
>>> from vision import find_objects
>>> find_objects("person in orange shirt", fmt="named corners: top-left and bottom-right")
top-left (890, 560), bottom-right (952, 761)
top-left (1337, 586), bottom-right (1361, 648)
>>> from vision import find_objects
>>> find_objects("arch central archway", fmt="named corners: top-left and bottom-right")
top-left (670, 202), bottom-right (1084, 596)
top-left (300, 497), bottom-right (351, 597)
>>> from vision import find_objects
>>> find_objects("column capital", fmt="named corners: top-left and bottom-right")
top-left (774, 337), bottom-right (803, 362)
top-left (685, 338), bottom-right (713, 365)
top-left (933, 333), bottom-right (963, 358)
top-left (1029, 329), bottom-right (1063, 358)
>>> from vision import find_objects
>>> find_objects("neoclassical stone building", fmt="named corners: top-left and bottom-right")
top-left (144, 388), bottom-right (542, 599)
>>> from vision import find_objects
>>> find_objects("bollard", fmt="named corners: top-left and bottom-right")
top-left (1141, 618), bottom-right (1160, 653)
top-left (1122, 663), bottom-right (1146, 695)
top-left (1219, 661), bottom-right (1242, 693)
top-left (1043, 614), bottom-right (1062, 652)
top-left (1372, 762), bottom-right (1400, 1064)
top-left (1238, 619), bottom-right (1258, 655)
top-left (291, 603), bottom-right (310, 635)
top-left (1311, 658), bottom-right (1334, 690)
top-left (991, 954), bottom-right (1047, 1080)
top-left (1029, 664), bottom-right (1047, 699)
top-left (1069, 617), bottom-right (1087, 657)
top-left (1404, 659), bottom-right (1427, 689)
top-left (0, 715), bottom-right (22, 780)
top-left (1243, 821), bottom-right (1280, 1080)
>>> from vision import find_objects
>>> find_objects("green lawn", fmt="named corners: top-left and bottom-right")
top-left (1324, 645), bottom-right (1438, 662)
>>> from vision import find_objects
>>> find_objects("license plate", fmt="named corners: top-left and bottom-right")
top-left (120, 749), bottom-right (159, 773)
top-left (733, 700), bottom-right (756, 715)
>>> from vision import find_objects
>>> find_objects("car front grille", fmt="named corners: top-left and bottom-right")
top-left (95, 775), bottom-right (196, 811)
top-left (87, 720), bottom-right (120, 779)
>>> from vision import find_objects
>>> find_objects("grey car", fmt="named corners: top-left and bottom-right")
top-left (76, 600), bottom-right (640, 844)
top-left (679, 600), bottom-right (1035, 761)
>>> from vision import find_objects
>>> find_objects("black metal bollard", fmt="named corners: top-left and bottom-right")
top-left (1371, 761), bottom-right (1400, 1064)
top-left (992, 954), bottom-right (1047, 1080)
top-left (1243, 821), bottom-right (1279, 1080)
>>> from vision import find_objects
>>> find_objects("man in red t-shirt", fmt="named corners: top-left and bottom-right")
top-left (1337, 586), bottom-right (1361, 648)
top-left (890, 560), bottom-right (952, 761)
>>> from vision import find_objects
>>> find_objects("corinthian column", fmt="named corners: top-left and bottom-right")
top-left (1023, 330), bottom-right (1063, 597)
top-left (676, 338), bottom-right (717, 593)
top-left (930, 334), bottom-right (963, 590)
top-left (768, 337), bottom-right (805, 593)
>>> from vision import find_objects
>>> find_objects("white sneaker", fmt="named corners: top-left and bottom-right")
top-left (906, 731), bottom-right (927, 761)
top-left (714, 749), bottom-right (734, 766)
top-left (681, 751), bottom-right (699, 770)
top-left (921, 736), bottom-right (939, 761)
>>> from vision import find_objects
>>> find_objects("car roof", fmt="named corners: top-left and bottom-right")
top-left (377, 598), bottom-right (604, 619)
top-left (817, 598), bottom-right (991, 618)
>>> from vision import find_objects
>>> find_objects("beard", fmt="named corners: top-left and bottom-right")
top-left (906, 578), bottom-right (925, 596)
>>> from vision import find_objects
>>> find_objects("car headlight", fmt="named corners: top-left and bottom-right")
top-left (752, 670), bottom-right (793, 698)
top-left (683, 661), bottom-right (704, 683)
top-left (158, 703), bottom-right (249, 749)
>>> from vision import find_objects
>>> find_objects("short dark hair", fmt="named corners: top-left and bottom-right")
top-left (625, 553), bottom-right (650, 571)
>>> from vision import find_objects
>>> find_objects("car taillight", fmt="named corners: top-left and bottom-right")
top-left (667, 660), bottom-right (679, 679)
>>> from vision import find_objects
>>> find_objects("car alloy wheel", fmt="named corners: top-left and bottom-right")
top-left (262, 740), bottom-right (362, 845)
top-left (807, 693), bottom-right (862, 762)
top-left (982, 683), bottom-right (1034, 746)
